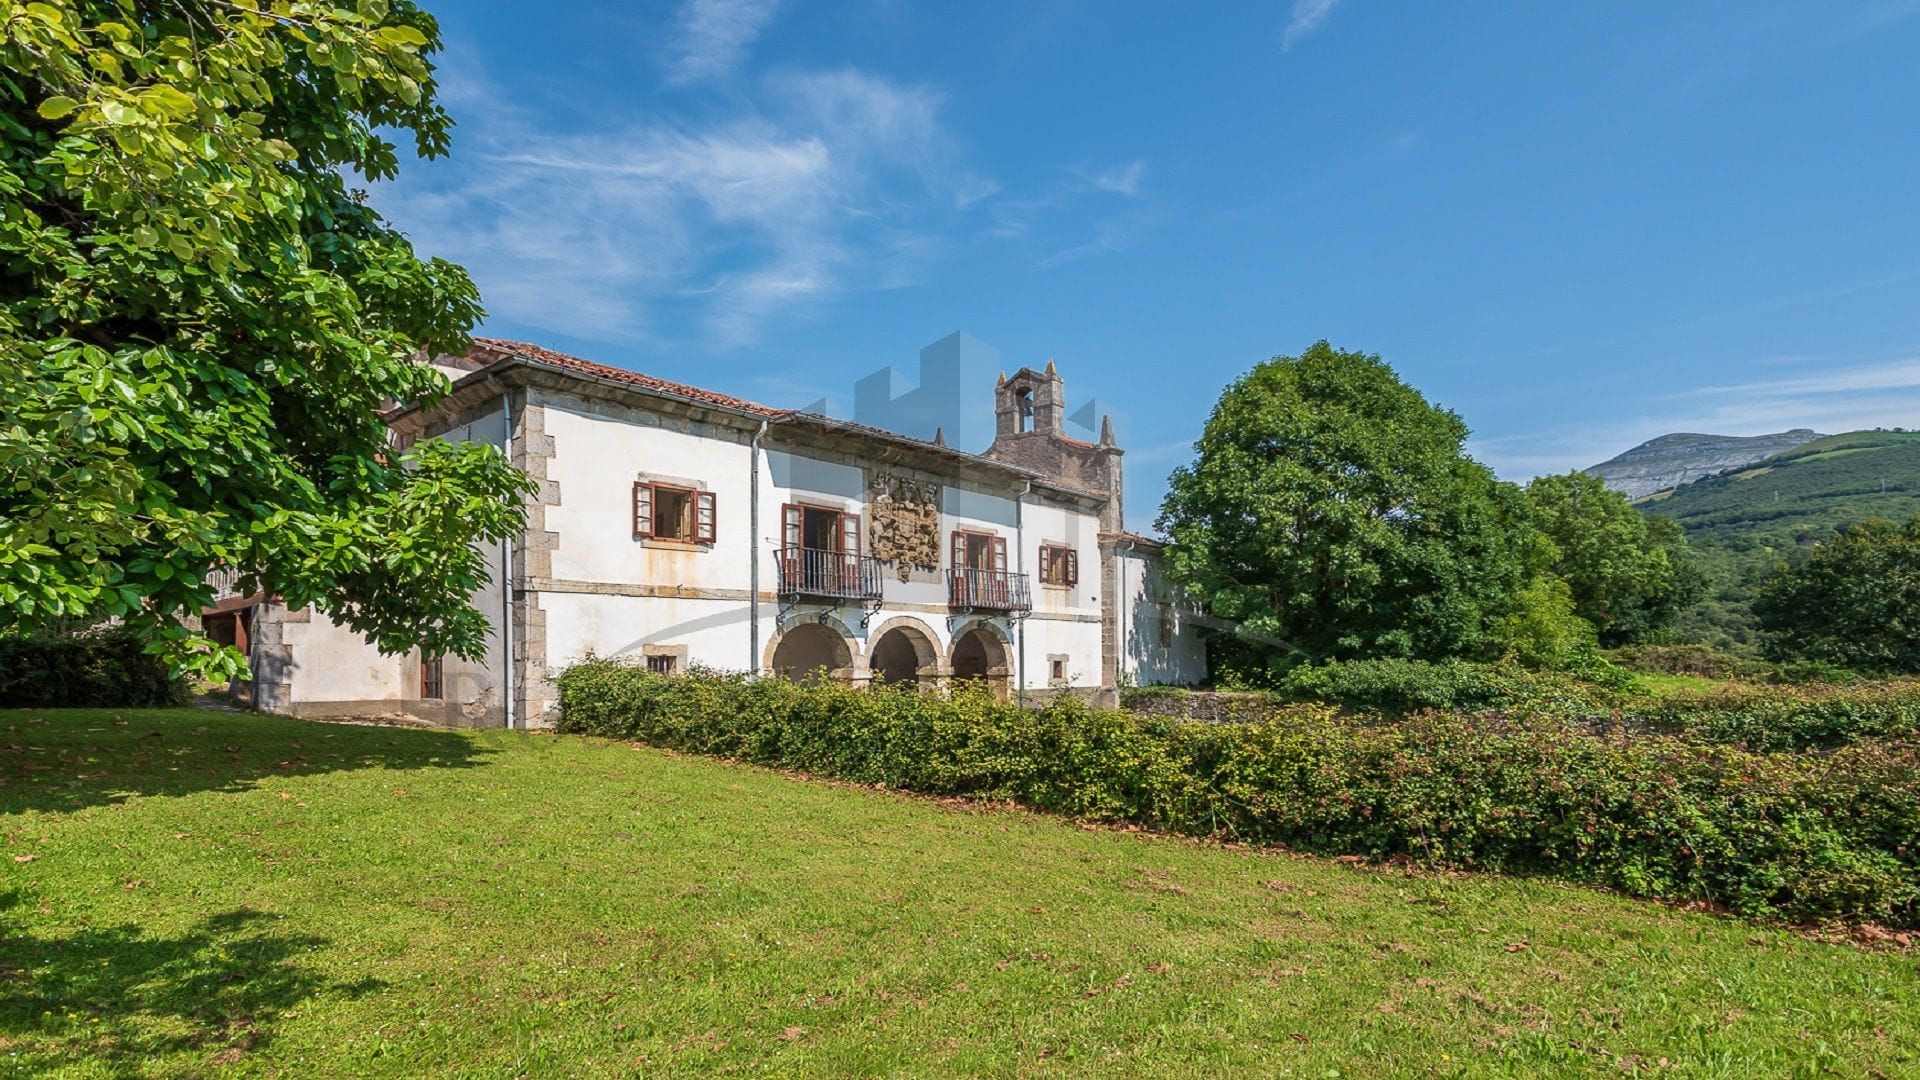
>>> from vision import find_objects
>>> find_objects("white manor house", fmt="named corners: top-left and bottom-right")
top-left (200, 338), bottom-right (1208, 727)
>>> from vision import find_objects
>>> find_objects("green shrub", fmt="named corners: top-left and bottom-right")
top-left (0, 625), bottom-right (189, 708)
top-left (557, 660), bottom-right (1920, 926)
top-left (1608, 643), bottom-right (1767, 679)
top-left (1606, 683), bottom-right (1920, 752)
top-left (1278, 658), bottom-right (1527, 714)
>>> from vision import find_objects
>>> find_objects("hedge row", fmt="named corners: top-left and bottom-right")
top-left (1141, 659), bottom-right (1920, 752)
top-left (0, 626), bottom-right (189, 709)
top-left (556, 659), bottom-right (1920, 927)
top-left (1595, 684), bottom-right (1920, 752)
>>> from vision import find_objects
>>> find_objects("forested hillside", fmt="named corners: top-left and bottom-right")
top-left (1636, 430), bottom-right (1920, 650)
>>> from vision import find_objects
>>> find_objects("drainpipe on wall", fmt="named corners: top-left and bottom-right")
top-left (1015, 480), bottom-right (1032, 706)
top-left (501, 392), bottom-right (516, 731)
top-left (1117, 536), bottom-right (1136, 694)
top-left (748, 418), bottom-right (769, 677)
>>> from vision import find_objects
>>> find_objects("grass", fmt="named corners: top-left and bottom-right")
top-left (4, 709), bottom-right (1918, 1078)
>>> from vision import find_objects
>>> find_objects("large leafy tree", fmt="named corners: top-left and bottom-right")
top-left (1158, 341), bottom-right (1537, 665)
top-left (1755, 517), bottom-right (1920, 672)
top-left (1, 1), bottom-right (533, 676)
top-left (1523, 471), bottom-right (1703, 644)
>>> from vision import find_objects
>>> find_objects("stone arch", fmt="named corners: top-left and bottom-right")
top-left (765, 616), bottom-right (859, 683)
top-left (865, 616), bottom-right (942, 690)
top-left (948, 619), bottom-right (1013, 699)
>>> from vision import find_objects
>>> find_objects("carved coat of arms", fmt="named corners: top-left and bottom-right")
top-left (867, 473), bottom-right (941, 581)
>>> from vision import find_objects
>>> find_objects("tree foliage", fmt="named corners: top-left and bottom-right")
top-left (1755, 517), bottom-right (1920, 673)
top-left (1157, 342), bottom-right (1536, 666)
top-left (0, 1), bottom-right (533, 675)
top-left (1523, 471), bottom-right (1703, 644)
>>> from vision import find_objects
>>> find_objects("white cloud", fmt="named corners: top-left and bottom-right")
top-left (1282, 0), bottom-right (1345, 50)
top-left (375, 65), bottom-right (974, 348)
top-left (1086, 159), bottom-right (1146, 197)
top-left (668, 0), bottom-right (783, 84)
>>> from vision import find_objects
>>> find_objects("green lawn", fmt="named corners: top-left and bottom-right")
top-left (4, 709), bottom-right (1917, 1077)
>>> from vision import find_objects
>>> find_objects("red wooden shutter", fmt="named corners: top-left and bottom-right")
top-left (839, 513), bottom-right (862, 556)
top-left (782, 503), bottom-right (803, 551)
top-left (1065, 549), bottom-right (1079, 587)
top-left (632, 481), bottom-right (653, 539)
top-left (694, 491), bottom-right (717, 544)
top-left (993, 536), bottom-right (1008, 574)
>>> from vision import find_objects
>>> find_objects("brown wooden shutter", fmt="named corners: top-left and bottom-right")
top-left (694, 491), bottom-right (717, 545)
top-left (632, 481), bottom-right (653, 539)
top-left (1065, 549), bottom-right (1079, 587)
top-left (951, 530), bottom-right (966, 570)
top-left (840, 513), bottom-right (862, 556)
top-left (993, 536), bottom-right (1008, 573)
top-left (782, 504), bottom-right (803, 551)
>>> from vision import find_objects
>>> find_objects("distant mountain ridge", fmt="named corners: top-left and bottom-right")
top-left (1585, 429), bottom-right (1826, 499)
top-left (1613, 429), bottom-right (1920, 653)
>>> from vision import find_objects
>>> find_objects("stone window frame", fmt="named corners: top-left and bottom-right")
top-left (641, 643), bottom-right (689, 675)
top-left (1047, 653), bottom-right (1070, 686)
top-left (632, 470), bottom-right (716, 550)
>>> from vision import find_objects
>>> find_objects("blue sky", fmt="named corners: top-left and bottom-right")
top-left (374, 1), bottom-right (1920, 531)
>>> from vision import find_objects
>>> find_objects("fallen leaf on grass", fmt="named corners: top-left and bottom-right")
top-left (1504, 942), bottom-right (1529, 953)
top-left (778, 1026), bottom-right (804, 1042)
top-left (1289, 1032), bottom-right (1310, 1044)
top-left (12, 855), bottom-right (36, 863)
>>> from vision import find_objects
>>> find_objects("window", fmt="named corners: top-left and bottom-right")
top-left (633, 481), bottom-right (716, 544)
top-left (1158, 610), bottom-right (1174, 648)
top-left (1015, 388), bottom-right (1034, 432)
top-left (951, 530), bottom-right (1006, 572)
top-left (420, 655), bottom-right (444, 699)
top-left (1049, 657), bottom-right (1067, 684)
top-left (1039, 543), bottom-right (1078, 587)
top-left (646, 654), bottom-right (678, 676)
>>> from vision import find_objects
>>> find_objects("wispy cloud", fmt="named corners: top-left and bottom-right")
top-left (1282, 0), bottom-right (1345, 50)
top-left (1085, 159), bottom-right (1147, 197)
top-left (375, 64), bottom-right (976, 348)
top-left (667, 0), bottom-right (783, 84)
top-left (1035, 214), bottom-right (1147, 271)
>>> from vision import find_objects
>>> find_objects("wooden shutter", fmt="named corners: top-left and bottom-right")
top-left (993, 536), bottom-right (1008, 573)
top-left (951, 530), bottom-right (967, 570)
top-left (782, 503), bottom-right (803, 551)
top-left (632, 481), bottom-right (653, 539)
top-left (1065, 549), bottom-right (1079, 587)
top-left (694, 491), bottom-right (717, 545)
top-left (839, 513), bottom-right (862, 556)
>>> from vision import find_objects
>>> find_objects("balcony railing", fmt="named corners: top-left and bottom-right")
top-left (777, 546), bottom-right (884, 602)
top-left (947, 568), bottom-right (1032, 613)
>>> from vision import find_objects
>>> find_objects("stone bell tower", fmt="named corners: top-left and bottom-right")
top-left (985, 360), bottom-right (1125, 532)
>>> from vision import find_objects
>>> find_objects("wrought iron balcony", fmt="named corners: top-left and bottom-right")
top-left (947, 568), bottom-right (1032, 613)
top-left (776, 546), bottom-right (885, 603)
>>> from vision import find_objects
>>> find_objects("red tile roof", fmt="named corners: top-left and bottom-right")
top-left (467, 337), bottom-right (784, 417)
top-left (455, 337), bottom-right (1109, 502)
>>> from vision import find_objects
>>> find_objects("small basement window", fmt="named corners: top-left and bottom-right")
top-left (1049, 657), bottom-right (1067, 684)
top-left (421, 655), bottom-right (444, 699)
top-left (646, 654), bottom-right (678, 676)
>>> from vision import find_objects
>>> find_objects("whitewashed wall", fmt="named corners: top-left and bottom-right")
top-left (1116, 548), bottom-right (1207, 687)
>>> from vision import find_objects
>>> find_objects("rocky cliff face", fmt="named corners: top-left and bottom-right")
top-left (1585, 429), bottom-right (1825, 499)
